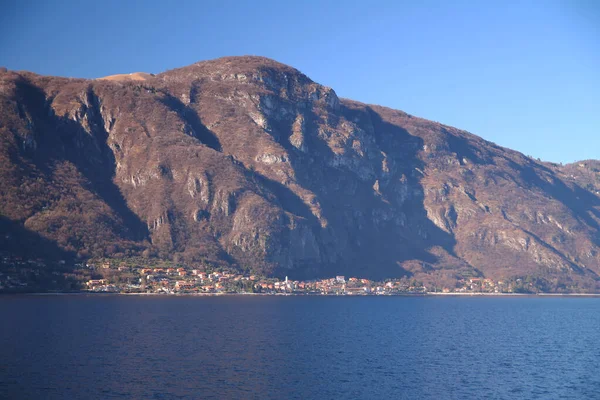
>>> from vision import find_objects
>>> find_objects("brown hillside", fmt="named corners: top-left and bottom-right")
top-left (0, 56), bottom-right (598, 287)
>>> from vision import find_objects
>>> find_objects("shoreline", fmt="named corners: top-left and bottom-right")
top-left (426, 292), bottom-right (600, 297)
top-left (5, 291), bottom-right (600, 297)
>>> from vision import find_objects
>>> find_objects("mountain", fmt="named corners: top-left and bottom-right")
top-left (1, 56), bottom-right (599, 287)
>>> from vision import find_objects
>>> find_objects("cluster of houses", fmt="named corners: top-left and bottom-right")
top-left (83, 266), bottom-right (521, 295)
top-left (0, 254), bottom-right (534, 294)
top-left (83, 263), bottom-right (434, 294)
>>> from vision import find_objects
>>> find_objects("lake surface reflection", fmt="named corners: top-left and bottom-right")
top-left (1, 295), bottom-right (599, 399)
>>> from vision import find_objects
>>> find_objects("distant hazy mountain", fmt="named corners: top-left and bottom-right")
top-left (1, 56), bottom-right (599, 286)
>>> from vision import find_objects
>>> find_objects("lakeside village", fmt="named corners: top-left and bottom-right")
top-left (0, 253), bottom-right (561, 295)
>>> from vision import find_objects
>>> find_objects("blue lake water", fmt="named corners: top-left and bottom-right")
top-left (1, 295), bottom-right (599, 399)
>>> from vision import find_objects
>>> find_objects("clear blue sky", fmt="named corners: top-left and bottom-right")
top-left (1, 0), bottom-right (598, 163)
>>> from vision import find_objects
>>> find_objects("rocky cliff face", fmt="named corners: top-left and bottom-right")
top-left (1, 56), bottom-right (599, 283)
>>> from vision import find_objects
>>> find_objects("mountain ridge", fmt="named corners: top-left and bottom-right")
top-left (1, 56), bottom-right (599, 289)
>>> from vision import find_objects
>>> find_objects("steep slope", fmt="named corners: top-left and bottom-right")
top-left (1, 56), bottom-right (599, 285)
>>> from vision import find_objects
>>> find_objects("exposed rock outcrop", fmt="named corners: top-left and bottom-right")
top-left (1, 56), bottom-right (599, 284)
